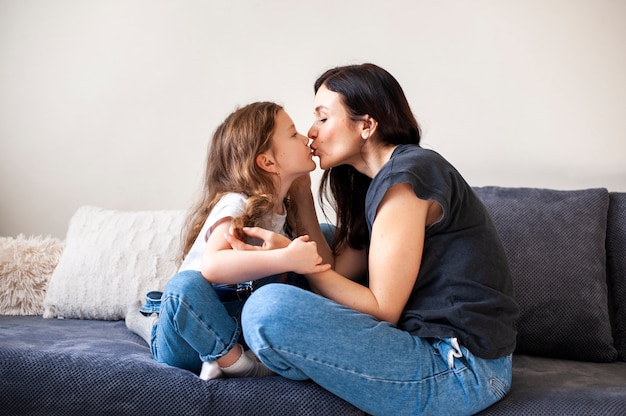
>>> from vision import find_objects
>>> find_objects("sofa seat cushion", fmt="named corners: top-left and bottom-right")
top-left (478, 355), bottom-right (626, 415)
top-left (0, 315), bottom-right (363, 416)
top-left (474, 187), bottom-right (617, 362)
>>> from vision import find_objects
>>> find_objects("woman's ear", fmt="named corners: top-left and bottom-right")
top-left (361, 116), bottom-right (378, 140)
top-left (255, 153), bottom-right (276, 174)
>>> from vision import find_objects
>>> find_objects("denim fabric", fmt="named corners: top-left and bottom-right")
top-left (242, 284), bottom-right (512, 416)
top-left (320, 222), bottom-right (335, 246)
top-left (139, 290), bottom-right (163, 315)
top-left (150, 270), bottom-right (310, 375)
top-left (150, 271), bottom-right (244, 374)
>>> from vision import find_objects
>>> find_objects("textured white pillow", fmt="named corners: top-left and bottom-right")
top-left (43, 206), bottom-right (184, 320)
top-left (0, 235), bottom-right (64, 315)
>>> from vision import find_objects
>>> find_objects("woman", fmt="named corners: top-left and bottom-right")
top-left (232, 64), bottom-right (519, 415)
top-left (126, 102), bottom-right (329, 380)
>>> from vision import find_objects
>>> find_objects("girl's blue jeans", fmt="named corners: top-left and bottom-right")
top-left (241, 284), bottom-right (512, 416)
top-left (150, 269), bottom-right (308, 375)
top-left (150, 270), bottom-right (242, 374)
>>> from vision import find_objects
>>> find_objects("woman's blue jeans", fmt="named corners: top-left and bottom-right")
top-left (242, 284), bottom-right (512, 416)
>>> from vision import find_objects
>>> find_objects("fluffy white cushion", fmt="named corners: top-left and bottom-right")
top-left (43, 206), bottom-right (184, 320)
top-left (0, 235), bottom-right (64, 315)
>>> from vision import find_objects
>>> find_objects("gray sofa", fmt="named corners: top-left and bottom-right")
top-left (1, 186), bottom-right (625, 415)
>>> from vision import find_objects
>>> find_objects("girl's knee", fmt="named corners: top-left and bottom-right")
top-left (164, 270), bottom-right (207, 295)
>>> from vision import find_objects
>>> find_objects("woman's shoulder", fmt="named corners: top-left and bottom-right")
top-left (368, 145), bottom-right (462, 219)
top-left (385, 145), bottom-right (454, 181)
top-left (393, 144), bottom-right (446, 164)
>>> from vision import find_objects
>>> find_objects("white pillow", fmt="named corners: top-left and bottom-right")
top-left (43, 206), bottom-right (184, 320)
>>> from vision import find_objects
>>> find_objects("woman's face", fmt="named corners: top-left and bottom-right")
top-left (270, 109), bottom-right (316, 180)
top-left (308, 85), bottom-right (363, 170)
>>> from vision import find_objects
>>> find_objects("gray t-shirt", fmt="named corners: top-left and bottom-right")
top-left (365, 144), bottom-right (518, 359)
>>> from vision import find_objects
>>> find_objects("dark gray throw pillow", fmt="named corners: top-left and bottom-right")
top-left (607, 192), bottom-right (626, 361)
top-left (474, 186), bottom-right (617, 362)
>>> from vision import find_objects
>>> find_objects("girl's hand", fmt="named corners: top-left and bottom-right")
top-left (285, 235), bottom-right (331, 274)
top-left (225, 226), bottom-right (291, 251)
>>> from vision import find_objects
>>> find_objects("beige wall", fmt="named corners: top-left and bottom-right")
top-left (1, 0), bottom-right (625, 238)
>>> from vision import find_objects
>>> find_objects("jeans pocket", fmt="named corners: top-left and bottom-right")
top-left (489, 375), bottom-right (508, 400)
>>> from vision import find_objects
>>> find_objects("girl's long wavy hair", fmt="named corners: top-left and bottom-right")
top-left (180, 101), bottom-right (293, 262)
top-left (315, 63), bottom-right (421, 252)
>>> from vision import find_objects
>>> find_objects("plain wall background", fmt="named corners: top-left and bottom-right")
top-left (1, 0), bottom-right (625, 238)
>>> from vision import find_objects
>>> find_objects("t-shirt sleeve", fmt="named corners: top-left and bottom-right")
top-left (202, 193), bottom-right (248, 241)
top-left (366, 149), bottom-right (453, 232)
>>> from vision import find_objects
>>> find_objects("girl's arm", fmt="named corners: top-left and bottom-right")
top-left (201, 217), bottom-right (330, 285)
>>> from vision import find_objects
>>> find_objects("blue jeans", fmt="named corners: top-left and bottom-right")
top-left (151, 269), bottom-right (310, 374)
top-left (242, 284), bottom-right (512, 416)
top-left (150, 270), bottom-right (242, 374)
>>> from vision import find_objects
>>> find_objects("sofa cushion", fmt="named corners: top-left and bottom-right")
top-left (0, 315), bottom-right (364, 416)
top-left (0, 235), bottom-right (64, 315)
top-left (607, 192), bottom-right (626, 361)
top-left (43, 206), bottom-right (184, 320)
top-left (477, 355), bottom-right (626, 415)
top-left (474, 187), bottom-right (617, 362)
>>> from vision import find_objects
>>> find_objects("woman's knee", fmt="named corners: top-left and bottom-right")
top-left (241, 284), bottom-right (302, 341)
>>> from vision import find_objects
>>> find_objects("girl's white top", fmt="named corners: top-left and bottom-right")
top-left (179, 192), bottom-right (287, 272)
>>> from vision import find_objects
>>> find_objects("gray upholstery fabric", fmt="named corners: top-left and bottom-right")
top-left (607, 192), bottom-right (626, 360)
top-left (478, 355), bottom-right (626, 415)
top-left (2, 316), bottom-right (625, 416)
top-left (474, 187), bottom-right (617, 362)
top-left (0, 315), bottom-right (364, 416)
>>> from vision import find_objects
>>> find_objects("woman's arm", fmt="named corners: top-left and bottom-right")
top-left (289, 174), bottom-right (368, 282)
top-left (201, 218), bottom-right (330, 284)
top-left (288, 174), bottom-right (334, 267)
top-left (228, 183), bottom-right (434, 324)
top-left (306, 183), bottom-right (433, 324)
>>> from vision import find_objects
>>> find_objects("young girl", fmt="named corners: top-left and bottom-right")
top-left (231, 65), bottom-right (519, 415)
top-left (126, 101), bottom-right (330, 380)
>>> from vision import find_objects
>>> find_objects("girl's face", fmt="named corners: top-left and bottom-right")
top-left (269, 109), bottom-right (316, 180)
top-left (308, 85), bottom-right (363, 170)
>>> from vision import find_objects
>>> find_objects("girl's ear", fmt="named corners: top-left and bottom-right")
top-left (360, 116), bottom-right (378, 140)
top-left (255, 153), bottom-right (276, 174)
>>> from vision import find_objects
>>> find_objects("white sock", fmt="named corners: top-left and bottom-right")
top-left (125, 303), bottom-right (156, 345)
top-left (220, 347), bottom-right (274, 378)
top-left (199, 360), bottom-right (223, 380)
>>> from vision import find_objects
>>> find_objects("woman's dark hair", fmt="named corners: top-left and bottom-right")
top-left (315, 63), bottom-right (421, 252)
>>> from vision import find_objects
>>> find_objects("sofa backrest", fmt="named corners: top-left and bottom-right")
top-left (607, 192), bottom-right (626, 361)
top-left (474, 187), bottom-right (624, 362)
